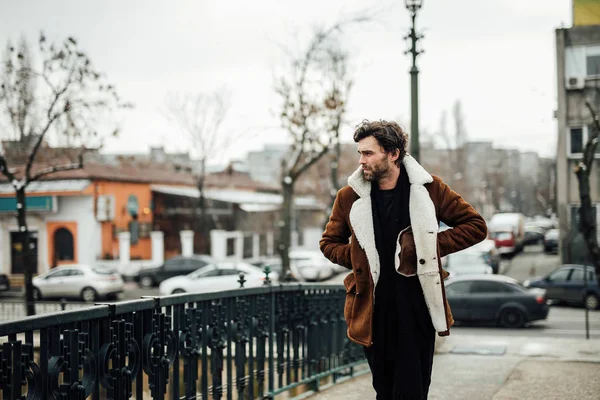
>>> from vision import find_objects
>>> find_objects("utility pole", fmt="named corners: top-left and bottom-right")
top-left (404, 0), bottom-right (424, 162)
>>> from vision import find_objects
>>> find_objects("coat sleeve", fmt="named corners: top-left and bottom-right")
top-left (320, 189), bottom-right (352, 269)
top-left (433, 177), bottom-right (488, 258)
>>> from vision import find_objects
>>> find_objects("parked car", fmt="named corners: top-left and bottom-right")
top-left (524, 227), bottom-right (545, 246)
top-left (523, 264), bottom-right (599, 309)
top-left (444, 250), bottom-right (493, 277)
top-left (0, 273), bottom-right (10, 292)
top-left (489, 213), bottom-right (526, 256)
top-left (136, 255), bottom-right (214, 288)
top-left (32, 265), bottom-right (124, 302)
top-left (445, 275), bottom-right (549, 328)
top-left (251, 257), bottom-right (283, 276)
top-left (543, 229), bottom-right (559, 254)
top-left (289, 249), bottom-right (341, 281)
top-left (253, 249), bottom-right (341, 282)
top-left (466, 239), bottom-right (501, 274)
top-left (158, 261), bottom-right (278, 295)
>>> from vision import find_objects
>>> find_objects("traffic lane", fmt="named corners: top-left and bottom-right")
top-left (452, 305), bottom-right (600, 339)
top-left (501, 244), bottom-right (560, 283)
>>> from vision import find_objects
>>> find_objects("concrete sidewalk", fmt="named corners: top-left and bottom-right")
top-left (308, 335), bottom-right (600, 399)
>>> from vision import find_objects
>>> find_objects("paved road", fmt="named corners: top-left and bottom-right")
top-left (500, 243), bottom-right (559, 283)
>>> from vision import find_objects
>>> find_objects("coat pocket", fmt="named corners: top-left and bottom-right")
top-left (343, 272), bottom-right (357, 324)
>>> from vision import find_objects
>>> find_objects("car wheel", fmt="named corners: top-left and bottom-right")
top-left (499, 308), bottom-right (525, 328)
top-left (32, 287), bottom-right (42, 301)
top-left (172, 289), bottom-right (186, 294)
top-left (585, 294), bottom-right (599, 310)
top-left (139, 276), bottom-right (154, 288)
top-left (81, 287), bottom-right (98, 303)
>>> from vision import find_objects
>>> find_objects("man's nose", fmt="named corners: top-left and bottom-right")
top-left (359, 154), bottom-right (366, 164)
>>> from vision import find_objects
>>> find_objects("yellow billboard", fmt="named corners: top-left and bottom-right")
top-left (574, 0), bottom-right (600, 26)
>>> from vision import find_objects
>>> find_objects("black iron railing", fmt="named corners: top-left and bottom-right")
top-left (0, 284), bottom-right (366, 399)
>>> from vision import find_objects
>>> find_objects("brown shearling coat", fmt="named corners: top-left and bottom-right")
top-left (320, 155), bottom-right (487, 347)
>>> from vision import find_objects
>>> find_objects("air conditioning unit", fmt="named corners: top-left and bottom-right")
top-left (566, 76), bottom-right (585, 90)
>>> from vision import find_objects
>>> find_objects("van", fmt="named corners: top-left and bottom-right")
top-left (489, 213), bottom-right (525, 256)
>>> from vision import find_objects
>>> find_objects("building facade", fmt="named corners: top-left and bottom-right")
top-left (555, 24), bottom-right (600, 263)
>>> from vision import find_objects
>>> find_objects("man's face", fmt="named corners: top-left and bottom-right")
top-left (357, 136), bottom-right (395, 182)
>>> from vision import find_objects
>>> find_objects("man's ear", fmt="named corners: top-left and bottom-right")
top-left (390, 149), bottom-right (400, 163)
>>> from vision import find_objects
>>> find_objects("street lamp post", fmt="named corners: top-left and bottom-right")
top-left (405, 0), bottom-right (424, 162)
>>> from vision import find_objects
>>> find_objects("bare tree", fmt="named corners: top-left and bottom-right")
top-left (0, 33), bottom-right (127, 315)
top-left (431, 101), bottom-right (468, 191)
top-left (326, 48), bottom-right (352, 225)
top-left (574, 99), bottom-right (600, 287)
top-left (275, 20), bottom-right (360, 281)
top-left (165, 89), bottom-right (231, 251)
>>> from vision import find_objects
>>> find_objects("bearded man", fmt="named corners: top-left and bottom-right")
top-left (320, 120), bottom-right (487, 399)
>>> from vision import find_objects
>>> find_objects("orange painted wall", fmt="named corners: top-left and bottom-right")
top-left (92, 181), bottom-right (154, 260)
top-left (46, 222), bottom-right (78, 267)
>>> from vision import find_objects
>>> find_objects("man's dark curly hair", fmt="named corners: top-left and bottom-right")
top-left (353, 120), bottom-right (409, 167)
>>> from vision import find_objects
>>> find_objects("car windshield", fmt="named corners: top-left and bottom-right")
top-left (447, 252), bottom-right (486, 266)
top-left (92, 267), bottom-right (117, 275)
top-left (491, 232), bottom-right (512, 241)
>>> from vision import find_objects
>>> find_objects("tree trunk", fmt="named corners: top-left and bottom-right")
top-left (325, 139), bottom-right (341, 231)
top-left (576, 166), bottom-right (600, 286)
top-left (280, 179), bottom-right (294, 281)
top-left (197, 158), bottom-right (208, 253)
top-left (16, 187), bottom-right (36, 316)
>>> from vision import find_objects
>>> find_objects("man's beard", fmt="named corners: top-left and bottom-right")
top-left (363, 160), bottom-right (391, 182)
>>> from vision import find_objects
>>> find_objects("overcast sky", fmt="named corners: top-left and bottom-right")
top-left (0, 0), bottom-right (572, 164)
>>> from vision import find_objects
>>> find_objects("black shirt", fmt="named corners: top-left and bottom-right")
top-left (371, 167), bottom-right (411, 274)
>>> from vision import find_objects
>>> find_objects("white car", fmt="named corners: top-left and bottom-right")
top-left (158, 261), bottom-right (278, 296)
top-left (444, 250), bottom-right (493, 277)
top-left (289, 249), bottom-right (340, 282)
top-left (32, 264), bottom-right (124, 302)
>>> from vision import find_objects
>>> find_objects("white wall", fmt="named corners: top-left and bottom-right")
top-left (0, 214), bottom-right (48, 275)
top-left (46, 196), bottom-right (99, 267)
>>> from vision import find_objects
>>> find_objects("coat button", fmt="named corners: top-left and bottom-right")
top-left (419, 259), bottom-right (425, 265)
top-left (356, 268), bottom-right (363, 274)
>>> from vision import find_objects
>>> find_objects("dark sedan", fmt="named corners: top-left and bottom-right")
top-left (524, 264), bottom-right (599, 310)
top-left (136, 255), bottom-right (214, 288)
top-left (524, 228), bottom-right (545, 246)
top-left (543, 229), bottom-right (559, 253)
top-left (445, 275), bottom-right (549, 328)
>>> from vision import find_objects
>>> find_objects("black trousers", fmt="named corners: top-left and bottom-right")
top-left (363, 275), bottom-right (436, 400)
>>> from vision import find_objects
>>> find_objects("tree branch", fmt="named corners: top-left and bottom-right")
top-left (0, 154), bottom-right (17, 183)
top-left (29, 153), bottom-right (83, 183)
top-left (292, 144), bottom-right (330, 180)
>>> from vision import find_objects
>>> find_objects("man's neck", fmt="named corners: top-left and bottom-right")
top-left (377, 166), bottom-right (401, 190)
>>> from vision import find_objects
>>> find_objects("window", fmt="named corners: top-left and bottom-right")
top-left (470, 281), bottom-right (511, 293)
top-left (445, 281), bottom-right (471, 295)
top-left (566, 45), bottom-right (600, 78)
top-left (220, 268), bottom-right (241, 276)
top-left (195, 267), bottom-right (219, 278)
top-left (186, 259), bottom-right (210, 271)
top-left (570, 128), bottom-right (583, 154)
top-left (588, 54), bottom-right (600, 76)
top-left (164, 258), bottom-right (186, 271)
top-left (54, 228), bottom-right (74, 262)
top-left (548, 268), bottom-right (571, 283)
top-left (47, 269), bottom-right (71, 279)
top-left (69, 270), bottom-right (84, 276)
top-left (489, 232), bottom-right (512, 241)
top-left (569, 126), bottom-right (600, 156)
top-left (570, 267), bottom-right (595, 283)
